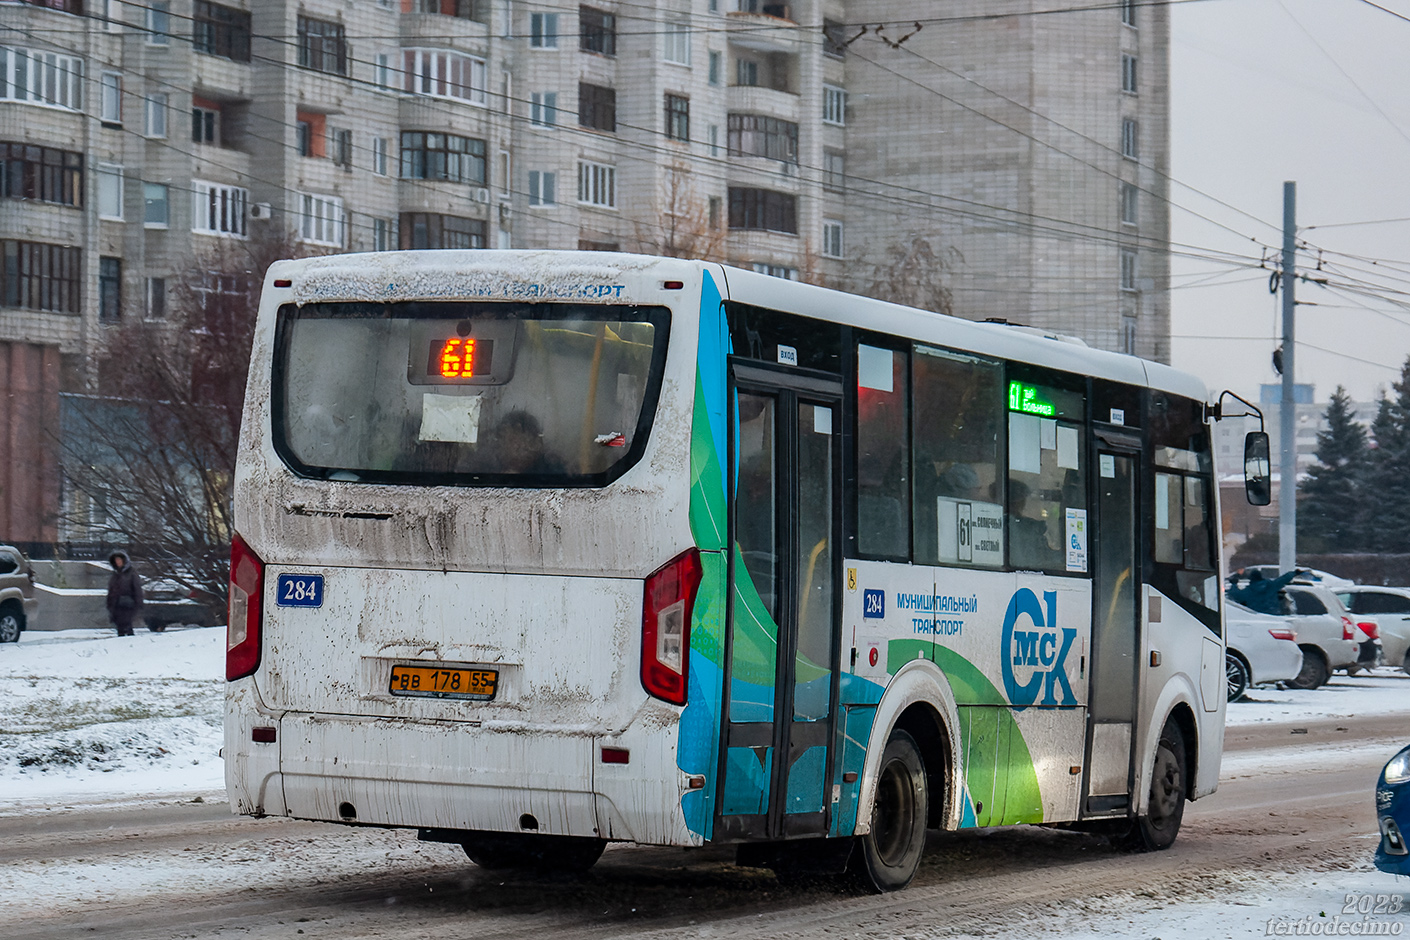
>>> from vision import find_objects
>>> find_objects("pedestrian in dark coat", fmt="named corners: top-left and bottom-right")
top-left (106, 550), bottom-right (143, 637)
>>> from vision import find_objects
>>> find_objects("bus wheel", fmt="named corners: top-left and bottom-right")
top-left (851, 729), bottom-right (928, 892)
top-left (1122, 721), bottom-right (1187, 852)
top-left (461, 832), bottom-right (606, 873)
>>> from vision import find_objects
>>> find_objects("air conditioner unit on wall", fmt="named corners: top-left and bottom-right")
top-left (473, 188), bottom-right (490, 204)
top-left (249, 203), bottom-right (273, 221)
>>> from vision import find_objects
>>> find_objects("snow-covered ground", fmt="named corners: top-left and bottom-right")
top-left (1229, 671), bottom-right (1410, 726)
top-left (0, 626), bottom-right (226, 811)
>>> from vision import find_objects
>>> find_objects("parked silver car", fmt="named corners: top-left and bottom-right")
top-left (1225, 600), bottom-right (1304, 700)
top-left (1282, 585), bottom-right (1364, 689)
top-left (1337, 586), bottom-right (1410, 676)
top-left (0, 544), bottom-right (39, 642)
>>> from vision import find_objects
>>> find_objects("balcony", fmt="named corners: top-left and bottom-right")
top-left (726, 85), bottom-right (799, 123)
top-left (726, 8), bottom-right (801, 53)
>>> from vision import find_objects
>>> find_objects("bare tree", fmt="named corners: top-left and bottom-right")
top-left (632, 161), bottom-right (729, 262)
top-left (60, 230), bottom-right (309, 607)
top-left (840, 233), bottom-right (960, 316)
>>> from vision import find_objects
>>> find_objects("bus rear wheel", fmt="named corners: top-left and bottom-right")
top-left (461, 832), bottom-right (606, 873)
top-left (1120, 721), bottom-right (1187, 852)
top-left (851, 729), bottom-right (928, 892)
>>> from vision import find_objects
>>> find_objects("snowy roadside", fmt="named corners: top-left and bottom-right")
top-left (1227, 671), bottom-right (1410, 727)
top-left (0, 627), bottom-right (226, 812)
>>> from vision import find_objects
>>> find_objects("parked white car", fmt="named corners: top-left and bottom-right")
top-left (1282, 585), bottom-right (1364, 688)
top-left (1225, 600), bottom-right (1304, 701)
top-left (1336, 587), bottom-right (1410, 676)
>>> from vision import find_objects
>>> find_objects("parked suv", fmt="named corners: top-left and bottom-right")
top-left (1337, 586), bottom-right (1410, 676)
top-left (0, 545), bottom-right (39, 642)
top-left (1282, 584), bottom-right (1365, 688)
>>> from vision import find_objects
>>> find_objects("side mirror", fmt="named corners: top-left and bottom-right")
top-left (1244, 431), bottom-right (1271, 506)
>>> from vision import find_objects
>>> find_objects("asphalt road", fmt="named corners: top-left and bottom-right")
top-left (3, 712), bottom-right (1403, 940)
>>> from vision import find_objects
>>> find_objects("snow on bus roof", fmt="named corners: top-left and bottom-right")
top-left (269, 251), bottom-right (1209, 404)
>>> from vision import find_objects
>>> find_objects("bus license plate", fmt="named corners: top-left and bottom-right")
top-left (389, 664), bottom-right (498, 701)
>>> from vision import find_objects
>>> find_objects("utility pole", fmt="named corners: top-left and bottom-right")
top-left (1279, 181), bottom-right (1297, 575)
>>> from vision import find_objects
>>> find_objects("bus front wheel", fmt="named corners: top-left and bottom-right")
top-left (1121, 721), bottom-right (1187, 852)
top-left (852, 729), bottom-right (928, 892)
top-left (461, 832), bottom-right (606, 873)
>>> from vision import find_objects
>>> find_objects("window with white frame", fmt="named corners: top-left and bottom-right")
top-left (147, 277), bottom-right (166, 319)
top-left (375, 53), bottom-right (394, 89)
top-left (403, 49), bottom-right (488, 105)
top-left (372, 136), bottom-right (388, 175)
top-left (1121, 0), bottom-right (1136, 27)
top-left (531, 91), bottom-right (558, 126)
top-left (823, 149), bottom-right (845, 191)
top-left (0, 47), bottom-right (85, 111)
top-left (147, 2), bottom-right (171, 45)
top-left (577, 160), bottom-right (615, 207)
top-left (1122, 54), bottom-right (1137, 94)
top-left (531, 12), bottom-right (559, 48)
top-left (708, 50), bottom-right (721, 84)
top-left (97, 0), bottom-right (123, 30)
top-left (299, 192), bottom-right (345, 246)
top-left (373, 217), bottom-right (393, 251)
top-left (1120, 248), bottom-right (1138, 291)
top-left (1121, 314), bottom-right (1137, 354)
top-left (1122, 118), bottom-right (1138, 160)
top-left (528, 170), bottom-right (556, 206)
top-left (498, 150), bottom-right (510, 197)
top-left (663, 17), bottom-right (690, 65)
top-left (332, 128), bottom-right (352, 168)
top-left (708, 123), bottom-right (719, 156)
top-left (97, 164), bottom-right (124, 220)
top-left (752, 262), bottom-right (796, 280)
top-left (100, 72), bottom-right (122, 122)
top-left (822, 84), bottom-right (846, 125)
top-left (822, 219), bottom-right (843, 258)
top-left (144, 93), bottom-right (168, 137)
top-left (735, 58), bottom-right (758, 86)
top-left (1120, 181), bottom-right (1138, 226)
top-left (143, 182), bottom-right (169, 226)
top-left (191, 179), bottom-right (248, 236)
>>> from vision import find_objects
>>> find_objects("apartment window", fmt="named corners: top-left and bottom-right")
top-left (147, 2), bottom-right (171, 45)
top-left (708, 124), bottom-right (719, 156)
top-left (824, 19), bottom-right (847, 57)
top-left (531, 12), bottom-right (559, 48)
top-left (100, 72), bottom-right (122, 123)
top-left (1120, 249), bottom-right (1138, 291)
top-left (0, 142), bottom-right (84, 207)
top-left (144, 93), bottom-right (168, 138)
top-left (663, 18), bottom-right (690, 65)
top-left (1121, 314), bottom-right (1137, 355)
top-left (579, 83), bottom-right (616, 132)
top-left (1, 240), bottom-right (82, 314)
top-left (497, 150), bottom-right (510, 196)
top-left (531, 91), bottom-right (558, 126)
top-left (1120, 181), bottom-right (1138, 226)
top-left (147, 277), bottom-right (166, 319)
top-left (665, 94), bottom-right (690, 142)
top-left (400, 131), bottom-right (487, 184)
top-left (191, 179), bottom-right (248, 236)
top-left (578, 239), bottom-right (619, 251)
top-left (1121, 0), bottom-right (1136, 27)
top-left (0, 47), bottom-right (86, 111)
top-left (708, 195), bottom-right (721, 230)
top-left (823, 150), bottom-right (845, 191)
top-left (99, 257), bottom-right (121, 322)
top-left (332, 128), bottom-right (353, 168)
top-left (577, 160), bottom-right (615, 207)
top-left (94, 0), bottom-right (122, 28)
top-left (581, 6), bottom-right (616, 56)
top-left (403, 49), bottom-right (488, 105)
top-left (400, 212), bottom-right (486, 249)
top-left (736, 58), bottom-right (758, 87)
top-left (751, 262), bottom-right (796, 280)
top-left (416, 0), bottom-right (489, 19)
top-left (528, 170), bottom-right (556, 206)
top-left (193, 1), bottom-right (251, 63)
top-left (371, 136), bottom-right (388, 175)
top-left (1122, 118), bottom-right (1138, 160)
top-left (192, 104), bottom-right (219, 144)
top-left (143, 182), bottom-right (168, 226)
top-left (97, 163), bottom-right (123, 219)
top-left (298, 17), bottom-right (347, 76)
top-left (727, 114), bottom-right (798, 162)
top-left (823, 85), bottom-right (846, 125)
top-left (1122, 54), bottom-right (1138, 94)
top-left (728, 187), bottom-right (797, 234)
top-left (373, 218), bottom-right (393, 252)
top-left (822, 219), bottom-right (843, 258)
top-left (375, 53), bottom-right (396, 90)
top-left (299, 193), bottom-right (345, 246)
top-left (708, 50), bottom-right (721, 85)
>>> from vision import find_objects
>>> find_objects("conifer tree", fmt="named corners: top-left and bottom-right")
top-left (1362, 359), bottom-right (1410, 553)
top-left (1298, 386), bottom-right (1368, 552)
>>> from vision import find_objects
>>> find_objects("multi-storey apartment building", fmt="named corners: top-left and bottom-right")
top-left (0, 0), bottom-right (1170, 542)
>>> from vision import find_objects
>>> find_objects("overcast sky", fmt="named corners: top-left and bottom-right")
top-left (1170, 0), bottom-right (1410, 407)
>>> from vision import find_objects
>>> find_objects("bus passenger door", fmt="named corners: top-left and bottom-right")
top-left (718, 368), bottom-right (842, 841)
top-left (1085, 447), bottom-right (1141, 815)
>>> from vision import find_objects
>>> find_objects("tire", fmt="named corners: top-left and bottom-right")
top-left (0, 603), bottom-right (22, 643)
top-left (1403, 652), bottom-right (1410, 678)
top-left (146, 622), bottom-right (167, 633)
top-left (851, 729), bottom-right (928, 892)
top-left (1288, 647), bottom-right (1330, 690)
top-left (1121, 721), bottom-right (1187, 852)
top-left (461, 832), bottom-right (606, 873)
top-left (1225, 652), bottom-right (1250, 702)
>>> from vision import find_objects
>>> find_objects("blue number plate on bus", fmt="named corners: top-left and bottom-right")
top-left (276, 574), bottom-right (324, 608)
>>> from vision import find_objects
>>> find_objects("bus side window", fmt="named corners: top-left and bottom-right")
top-left (855, 343), bottom-right (909, 559)
top-left (1150, 392), bottom-right (1219, 616)
top-left (1005, 372), bottom-right (1087, 574)
top-left (912, 346), bottom-right (1005, 568)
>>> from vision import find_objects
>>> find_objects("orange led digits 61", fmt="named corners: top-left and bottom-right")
top-left (438, 337), bottom-right (476, 378)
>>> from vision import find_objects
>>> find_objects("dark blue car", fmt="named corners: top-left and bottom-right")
top-left (1375, 744), bottom-right (1410, 875)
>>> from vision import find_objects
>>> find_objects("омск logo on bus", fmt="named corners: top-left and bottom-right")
top-left (1000, 588), bottom-right (1078, 710)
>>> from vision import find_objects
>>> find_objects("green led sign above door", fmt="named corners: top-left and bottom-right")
top-left (1008, 381), bottom-right (1056, 416)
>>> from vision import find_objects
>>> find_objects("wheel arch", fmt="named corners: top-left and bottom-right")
top-left (1136, 671), bottom-right (1216, 807)
top-left (853, 659), bottom-right (962, 836)
top-left (0, 594), bottom-right (25, 627)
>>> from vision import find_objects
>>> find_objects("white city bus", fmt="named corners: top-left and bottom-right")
top-left (227, 250), bottom-right (1250, 891)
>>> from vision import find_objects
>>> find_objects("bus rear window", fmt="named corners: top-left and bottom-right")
top-left (273, 302), bottom-right (669, 486)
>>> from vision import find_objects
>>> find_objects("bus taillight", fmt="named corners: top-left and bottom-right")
top-left (641, 549), bottom-right (702, 706)
top-left (227, 532), bottom-right (265, 681)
